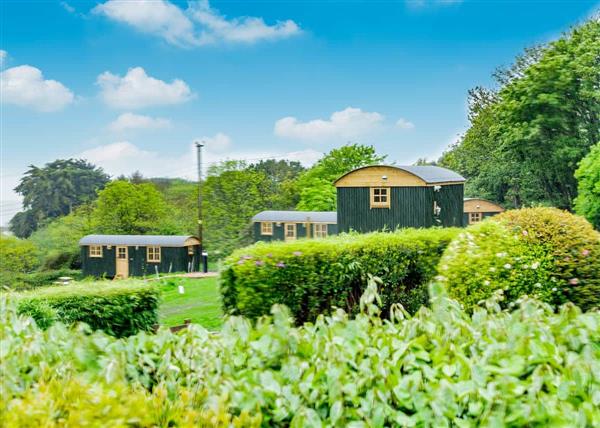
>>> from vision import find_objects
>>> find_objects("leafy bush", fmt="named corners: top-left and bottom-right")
top-left (574, 142), bottom-right (600, 229)
top-left (2, 282), bottom-right (599, 426)
top-left (0, 236), bottom-right (39, 273)
top-left (14, 280), bottom-right (160, 337)
top-left (1, 269), bottom-right (84, 291)
top-left (221, 228), bottom-right (459, 323)
top-left (439, 208), bottom-right (600, 311)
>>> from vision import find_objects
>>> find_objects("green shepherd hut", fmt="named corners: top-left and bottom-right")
top-left (252, 210), bottom-right (338, 242)
top-left (334, 165), bottom-right (465, 233)
top-left (79, 235), bottom-right (201, 278)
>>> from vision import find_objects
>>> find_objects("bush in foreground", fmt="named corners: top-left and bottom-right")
top-left (221, 228), bottom-right (459, 323)
top-left (438, 208), bottom-right (600, 312)
top-left (2, 282), bottom-right (599, 426)
top-left (14, 280), bottom-right (160, 337)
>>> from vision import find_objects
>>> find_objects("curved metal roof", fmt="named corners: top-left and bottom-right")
top-left (79, 235), bottom-right (199, 247)
top-left (252, 210), bottom-right (337, 223)
top-left (334, 165), bottom-right (465, 185)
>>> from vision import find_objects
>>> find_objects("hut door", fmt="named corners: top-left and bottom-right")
top-left (284, 223), bottom-right (296, 241)
top-left (115, 246), bottom-right (129, 279)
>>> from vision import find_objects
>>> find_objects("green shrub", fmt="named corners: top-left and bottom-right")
top-left (221, 228), bottom-right (459, 323)
top-left (14, 280), bottom-right (160, 337)
top-left (439, 207), bottom-right (600, 311)
top-left (0, 236), bottom-right (39, 273)
top-left (2, 283), bottom-right (599, 426)
top-left (1, 268), bottom-right (84, 291)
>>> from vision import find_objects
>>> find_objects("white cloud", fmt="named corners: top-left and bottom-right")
top-left (0, 50), bottom-right (7, 67)
top-left (109, 112), bottom-right (171, 132)
top-left (97, 67), bottom-right (193, 109)
top-left (77, 141), bottom-right (322, 179)
top-left (61, 1), bottom-right (76, 13)
top-left (396, 118), bottom-right (415, 130)
top-left (188, 1), bottom-right (300, 45)
top-left (93, 0), bottom-right (301, 47)
top-left (0, 65), bottom-right (74, 112)
top-left (197, 132), bottom-right (232, 153)
top-left (274, 107), bottom-right (385, 142)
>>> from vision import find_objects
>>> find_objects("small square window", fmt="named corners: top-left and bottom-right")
top-left (89, 245), bottom-right (103, 258)
top-left (188, 246), bottom-right (194, 255)
top-left (370, 187), bottom-right (390, 208)
top-left (314, 223), bottom-right (328, 238)
top-left (147, 246), bottom-right (161, 263)
top-left (261, 222), bottom-right (273, 235)
top-left (469, 212), bottom-right (482, 224)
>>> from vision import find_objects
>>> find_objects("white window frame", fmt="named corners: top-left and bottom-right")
top-left (370, 187), bottom-right (390, 208)
top-left (147, 246), bottom-right (161, 263)
top-left (89, 245), bottom-right (103, 258)
top-left (261, 222), bottom-right (273, 236)
top-left (314, 223), bottom-right (328, 238)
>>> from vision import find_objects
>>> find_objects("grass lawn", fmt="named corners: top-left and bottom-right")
top-left (158, 277), bottom-right (223, 330)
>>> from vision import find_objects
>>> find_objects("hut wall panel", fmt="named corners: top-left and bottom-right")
top-left (434, 184), bottom-right (464, 227)
top-left (337, 187), bottom-right (436, 233)
top-left (81, 245), bottom-right (116, 278)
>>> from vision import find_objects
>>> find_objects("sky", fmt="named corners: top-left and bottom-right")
top-left (1, 0), bottom-right (598, 225)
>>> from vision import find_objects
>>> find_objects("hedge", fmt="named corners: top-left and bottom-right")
top-left (2, 282), bottom-right (599, 426)
top-left (14, 280), bottom-right (160, 337)
top-left (1, 269), bottom-right (85, 291)
top-left (438, 208), bottom-right (600, 312)
top-left (221, 228), bottom-right (459, 323)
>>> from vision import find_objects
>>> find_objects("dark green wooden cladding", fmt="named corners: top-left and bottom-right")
top-left (81, 245), bottom-right (200, 278)
top-left (337, 184), bottom-right (464, 233)
top-left (253, 222), bottom-right (338, 242)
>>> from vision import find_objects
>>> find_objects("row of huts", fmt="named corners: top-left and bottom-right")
top-left (79, 164), bottom-right (503, 278)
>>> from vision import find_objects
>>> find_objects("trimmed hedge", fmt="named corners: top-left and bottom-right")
top-left (1, 269), bottom-right (85, 291)
top-left (14, 280), bottom-right (160, 337)
top-left (439, 208), bottom-right (600, 312)
top-left (3, 283), bottom-right (600, 426)
top-left (221, 228), bottom-right (459, 323)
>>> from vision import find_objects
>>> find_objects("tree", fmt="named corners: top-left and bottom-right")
top-left (92, 181), bottom-right (168, 234)
top-left (0, 236), bottom-right (39, 273)
top-left (296, 144), bottom-right (386, 211)
top-left (574, 142), bottom-right (600, 229)
top-left (203, 167), bottom-right (273, 257)
top-left (440, 19), bottom-right (600, 209)
top-left (11, 159), bottom-right (109, 237)
top-left (248, 159), bottom-right (305, 209)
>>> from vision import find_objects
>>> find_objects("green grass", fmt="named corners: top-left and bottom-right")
top-left (158, 277), bottom-right (222, 330)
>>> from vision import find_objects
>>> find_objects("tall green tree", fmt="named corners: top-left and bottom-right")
top-left (92, 181), bottom-right (168, 234)
top-left (203, 167), bottom-right (273, 257)
top-left (296, 144), bottom-right (386, 211)
top-left (440, 19), bottom-right (600, 209)
top-left (10, 159), bottom-right (109, 237)
top-left (248, 159), bottom-right (305, 209)
top-left (574, 142), bottom-right (600, 229)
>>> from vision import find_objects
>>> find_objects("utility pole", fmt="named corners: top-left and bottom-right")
top-left (195, 141), bottom-right (206, 272)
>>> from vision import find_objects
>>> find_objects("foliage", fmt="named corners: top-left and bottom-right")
top-left (439, 208), bottom-right (600, 312)
top-left (28, 204), bottom-right (96, 270)
top-left (0, 236), bottom-right (39, 274)
top-left (1, 269), bottom-right (83, 291)
top-left (221, 228), bottom-right (459, 323)
top-left (296, 144), bottom-right (386, 211)
top-left (10, 159), bottom-right (109, 237)
top-left (92, 180), bottom-right (169, 235)
top-left (13, 280), bottom-right (160, 337)
top-left (574, 142), bottom-right (600, 229)
top-left (440, 19), bottom-right (600, 209)
top-left (2, 283), bottom-right (599, 426)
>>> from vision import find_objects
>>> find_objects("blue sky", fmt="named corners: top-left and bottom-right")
top-left (1, 0), bottom-right (598, 224)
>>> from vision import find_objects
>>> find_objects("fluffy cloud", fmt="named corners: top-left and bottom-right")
top-left (97, 67), bottom-right (193, 109)
top-left (274, 107), bottom-right (384, 142)
top-left (407, 0), bottom-right (463, 7)
top-left (77, 141), bottom-right (321, 179)
top-left (198, 132), bottom-right (232, 153)
top-left (396, 117), bottom-right (415, 130)
top-left (109, 112), bottom-right (171, 132)
top-left (0, 50), bottom-right (7, 67)
top-left (93, 0), bottom-right (301, 47)
top-left (0, 65), bottom-right (74, 112)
